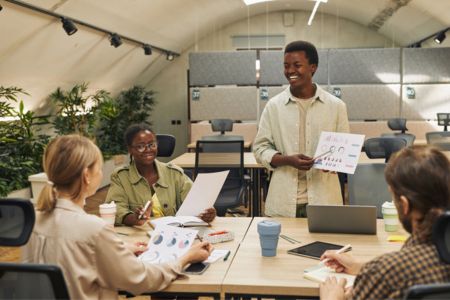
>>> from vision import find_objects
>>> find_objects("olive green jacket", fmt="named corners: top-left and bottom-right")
top-left (105, 159), bottom-right (193, 225)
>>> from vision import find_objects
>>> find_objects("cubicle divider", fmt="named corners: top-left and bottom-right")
top-left (188, 48), bottom-right (450, 144)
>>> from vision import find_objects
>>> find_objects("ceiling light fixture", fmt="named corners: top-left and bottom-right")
top-left (407, 27), bottom-right (449, 48)
top-left (166, 52), bottom-right (174, 61)
top-left (434, 30), bottom-right (447, 44)
top-left (4, 0), bottom-right (179, 59)
top-left (242, 0), bottom-right (272, 6)
top-left (109, 33), bottom-right (122, 48)
top-left (143, 44), bottom-right (152, 55)
top-left (61, 17), bottom-right (78, 36)
top-left (308, 0), bottom-right (328, 26)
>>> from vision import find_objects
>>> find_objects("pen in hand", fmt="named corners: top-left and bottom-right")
top-left (320, 244), bottom-right (352, 266)
top-left (223, 250), bottom-right (231, 261)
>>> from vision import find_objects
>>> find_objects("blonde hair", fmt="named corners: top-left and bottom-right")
top-left (36, 134), bottom-right (102, 212)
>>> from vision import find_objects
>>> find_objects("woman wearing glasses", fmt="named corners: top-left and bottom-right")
top-left (105, 123), bottom-right (216, 226)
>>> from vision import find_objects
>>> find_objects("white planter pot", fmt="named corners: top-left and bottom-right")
top-left (27, 154), bottom-right (129, 201)
top-left (7, 187), bottom-right (32, 200)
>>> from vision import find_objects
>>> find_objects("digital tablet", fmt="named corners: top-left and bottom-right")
top-left (287, 241), bottom-right (346, 260)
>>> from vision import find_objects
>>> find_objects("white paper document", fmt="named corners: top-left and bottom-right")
top-left (176, 171), bottom-right (229, 216)
top-left (139, 224), bottom-right (198, 264)
top-left (313, 132), bottom-right (365, 174)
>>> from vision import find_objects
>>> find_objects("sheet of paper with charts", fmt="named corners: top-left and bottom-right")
top-left (139, 224), bottom-right (198, 264)
top-left (313, 131), bottom-right (365, 174)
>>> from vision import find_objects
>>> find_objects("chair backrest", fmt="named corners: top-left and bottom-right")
top-left (211, 119), bottom-right (233, 135)
top-left (426, 131), bottom-right (450, 150)
top-left (404, 283), bottom-right (450, 299)
top-left (156, 134), bottom-right (176, 157)
top-left (437, 113), bottom-right (450, 132)
top-left (0, 198), bottom-right (34, 247)
top-left (0, 199), bottom-right (70, 300)
top-left (381, 133), bottom-right (416, 146)
top-left (195, 139), bottom-right (244, 180)
top-left (388, 118), bottom-right (408, 133)
top-left (348, 164), bottom-right (390, 218)
top-left (364, 137), bottom-right (408, 162)
top-left (432, 211), bottom-right (450, 264)
top-left (0, 263), bottom-right (70, 299)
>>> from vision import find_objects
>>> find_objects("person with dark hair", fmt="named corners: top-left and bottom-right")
top-left (320, 146), bottom-right (450, 300)
top-left (22, 134), bottom-right (212, 299)
top-left (105, 124), bottom-right (216, 226)
top-left (253, 40), bottom-right (349, 217)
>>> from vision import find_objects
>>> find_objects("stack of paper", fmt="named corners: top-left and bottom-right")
top-left (304, 265), bottom-right (356, 288)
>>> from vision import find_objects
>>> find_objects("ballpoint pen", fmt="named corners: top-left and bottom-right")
top-left (320, 244), bottom-right (352, 266)
top-left (280, 235), bottom-right (295, 244)
top-left (223, 250), bottom-right (231, 261)
top-left (280, 234), bottom-right (301, 244)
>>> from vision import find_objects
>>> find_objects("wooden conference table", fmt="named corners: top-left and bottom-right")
top-left (222, 217), bottom-right (405, 299)
top-left (170, 152), bottom-right (264, 216)
top-left (118, 217), bottom-right (405, 299)
top-left (117, 217), bottom-right (252, 299)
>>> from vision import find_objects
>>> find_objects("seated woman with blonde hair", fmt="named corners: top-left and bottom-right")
top-left (22, 134), bottom-right (212, 299)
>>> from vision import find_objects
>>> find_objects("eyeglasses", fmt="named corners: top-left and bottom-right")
top-left (132, 142), bottom-right (158, 153)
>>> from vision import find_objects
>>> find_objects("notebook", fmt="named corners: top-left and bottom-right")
top-left (304, 265), bottom-right (356, 288)
top-left (306, 205), bottom-right (377, 234)
top-left (150, 216), bottom-right (209, 228)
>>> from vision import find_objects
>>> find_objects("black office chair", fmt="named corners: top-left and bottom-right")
top-left (0, 198), bottom-right (70, 299)
top-left (432, 211), bottom-right (450, 264)
top-left (437, 113), bottom-right (450, 132)
top-left (348, 163), bottom-right (390, 218)
top-left (382, 118), bottom-right (415, 146)
top-left (425, 131), bottom-right (450, 151)
top-left (364, 137), bottom-right (408, 162)
top-left (194, 140), bottom-right (248, 216)
top-left (156, 134), bottom-right (176, 157)
top-left (402, 212), bottom-right (450, 299)
top-left (211, 119), bottom-right (233, 135)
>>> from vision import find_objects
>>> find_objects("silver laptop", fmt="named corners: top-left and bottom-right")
top-left (306, 205), bottom-right (377, 235)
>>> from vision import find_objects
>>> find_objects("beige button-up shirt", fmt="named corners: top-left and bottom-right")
top-left (253, 85), bottom-right (350, 217)
top-left (22, 199), bottom-right (183, 299)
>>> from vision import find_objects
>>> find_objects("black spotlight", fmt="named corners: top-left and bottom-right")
top-left (61, 17), bottom-right (78, 36)
top-left (166, 52), bottom-right (174, 61)
top-left (109, 33), bottom-right (122, 48)
top-left (143, 44), bottom-right (152, 55)
top-left (434, 30), bottom-right (446, 44)
top-left (0, 4), bottom-right (3, 11)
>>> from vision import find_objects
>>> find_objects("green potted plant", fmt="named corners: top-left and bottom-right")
top-left (50, 82), bottom-right (111, 138)
top-left (95, 85), bottom-right (156, 157)
top-left (0, 87), bottom-right (50, 198)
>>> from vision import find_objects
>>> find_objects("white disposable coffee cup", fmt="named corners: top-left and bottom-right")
top-left (99, 201), bottom-right (116, 226)
top-left (381, 201), bottom-right (399, 232)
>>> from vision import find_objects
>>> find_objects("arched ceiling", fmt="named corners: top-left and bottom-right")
top-left (5, 0), bottom-right (450, 54)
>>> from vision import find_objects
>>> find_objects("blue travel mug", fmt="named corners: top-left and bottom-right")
top-left (257, 220), bottom-right (281, 257)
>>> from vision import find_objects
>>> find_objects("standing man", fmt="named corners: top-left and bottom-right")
top-left (253, 40), bottom-right (349, 217)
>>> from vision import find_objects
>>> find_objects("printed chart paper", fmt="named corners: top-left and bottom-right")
top-left (139, 225), bottom-right (198, 264)
top-left (313, 132), bottom-right (365, 174)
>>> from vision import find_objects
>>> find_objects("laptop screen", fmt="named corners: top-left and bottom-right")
top-left (306, 204), bottom-right (377, 235)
